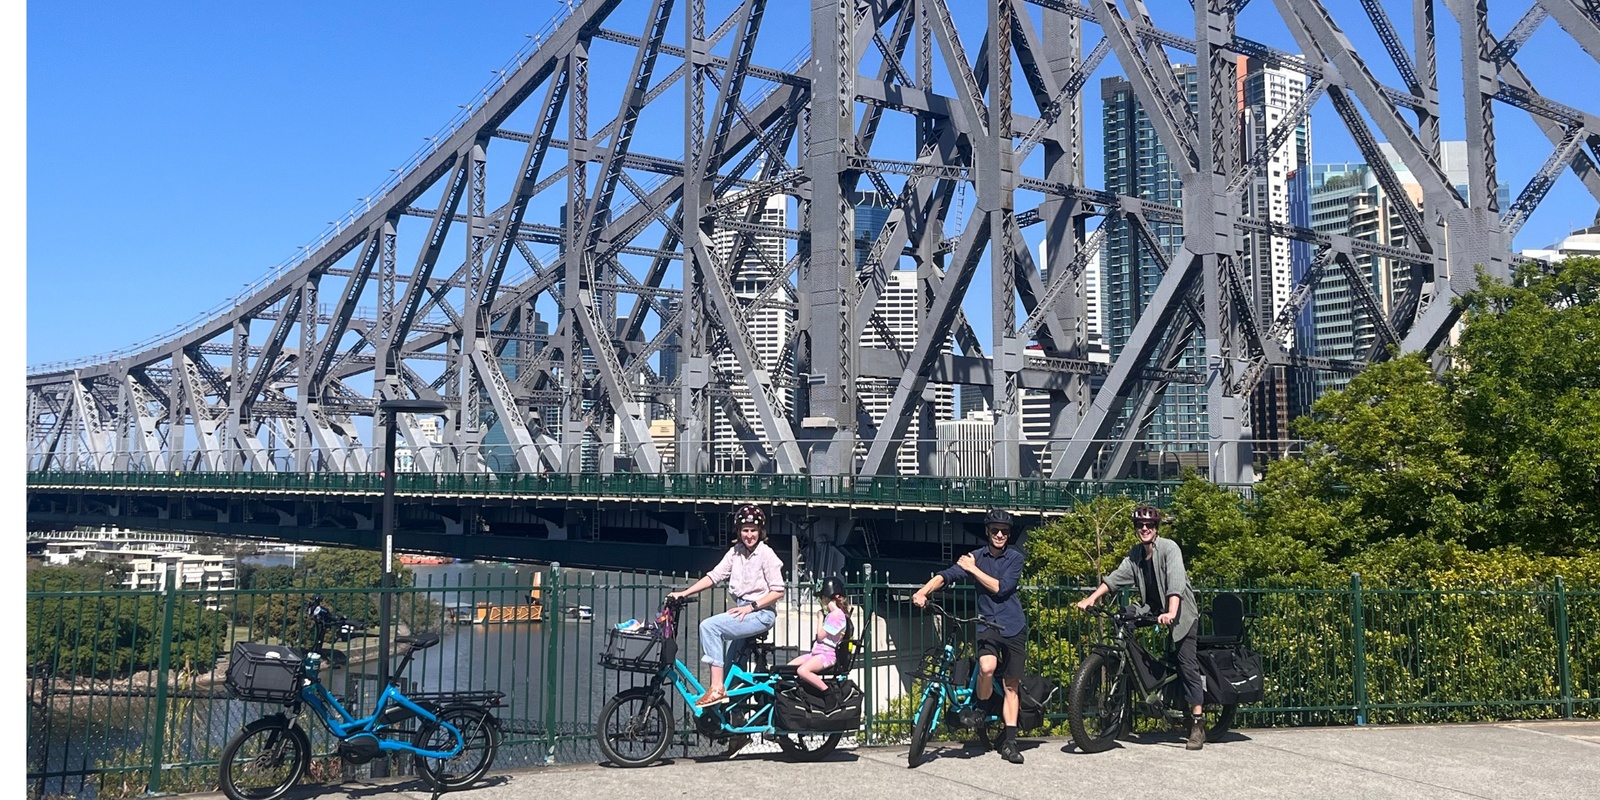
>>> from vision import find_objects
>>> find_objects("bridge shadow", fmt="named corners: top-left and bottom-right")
top-left (1059, 728), bottom-right (1253, 754)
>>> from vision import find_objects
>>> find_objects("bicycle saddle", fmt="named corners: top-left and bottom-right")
top-left (396, 633), bottom-right (441, 650)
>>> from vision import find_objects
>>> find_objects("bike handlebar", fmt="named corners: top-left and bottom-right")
top-left (919, 598), bottom-right (995, 627)
top-left (1083, 603), bottom-right (1161, 626)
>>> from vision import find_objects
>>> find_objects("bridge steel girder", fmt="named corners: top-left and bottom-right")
top-left (25, 0), bottom-right (1600, 485)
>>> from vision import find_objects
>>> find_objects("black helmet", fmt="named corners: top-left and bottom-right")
top-left (732, 504), bottom-right (767, 529)
top-left (814, 576), bottom-right (847, 599)
top-left (1132, 505), bottom-right (1163, 525)
top-left (983, 509), bottom-right (1015, 528)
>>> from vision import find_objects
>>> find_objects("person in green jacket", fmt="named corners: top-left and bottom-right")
top-left (1075, 505), bottom-right (1207, 750)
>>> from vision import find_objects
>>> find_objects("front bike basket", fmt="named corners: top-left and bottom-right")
top-left (225, 642), bottom-right (306, 703)
top-left (599, 629), bottom-right (675, 673)
top-left (913, 647), bottom-right (952, 683)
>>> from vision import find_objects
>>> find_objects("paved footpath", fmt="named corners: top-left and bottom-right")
top-left (184, 721), bottom-right (1600, 800)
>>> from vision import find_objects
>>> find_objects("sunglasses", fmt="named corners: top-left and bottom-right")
top-left (1136, 522), bottom-right (1160, 530)
top-left (987, 526), bottom-right (1012, 537)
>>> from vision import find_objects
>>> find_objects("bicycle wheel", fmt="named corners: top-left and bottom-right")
top-left (1067, 651), bottom-right (1129, 754)
top-left (218, 717), bottom-right (309, 800)
top-left (906, 687), bottom-right (941, 768)
top-left (1206, 703), bottom-right (1238, 740)
top-left (412, 705), bottom-right (501, 791)
top-left (774, 731), bottom-right (843, 761)
top-left (596, 688), bottom-right (673, 768)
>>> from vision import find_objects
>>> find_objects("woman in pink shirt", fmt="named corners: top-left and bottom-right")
top-left (667, 504), bottom-right (786, 707)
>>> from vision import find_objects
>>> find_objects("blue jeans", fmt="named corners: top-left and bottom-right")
top-left (698, 607), bottom-right (776, 668)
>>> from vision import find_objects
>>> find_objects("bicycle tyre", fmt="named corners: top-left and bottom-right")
top-left (1206, 703), bottom-right (1238, 740)
top-left (413, 705), bottom-right (501, 791)
top-left (774, 731), bottom-right (843, 761)
top-left (596, 688), bottom-right (673, 768)
top-left (906, 688), bottom-right (941, 768)
top-left (218, 716), bottom-right (309, 800)
top-left (1067, 651), bottom-right (1129, 754)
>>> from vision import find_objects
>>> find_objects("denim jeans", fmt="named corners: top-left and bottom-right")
top-left (698, 607), bottom-right (776, 668)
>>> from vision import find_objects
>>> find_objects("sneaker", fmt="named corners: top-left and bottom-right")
top-left (998, 741), bottom-right (1024, 764)
top-left (1186, 720), bottom-right (1206, 751)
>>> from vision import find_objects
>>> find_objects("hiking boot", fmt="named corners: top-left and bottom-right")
top-left (998, 741), bottom-right (1024, 764)
top-left (1186, 719), bottom-right (1206, 751)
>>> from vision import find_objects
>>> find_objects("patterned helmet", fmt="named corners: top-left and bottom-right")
top-left (732, 504), bottom-right (767, 529)
top-left (1132, 505), bottom-right (1163, 525)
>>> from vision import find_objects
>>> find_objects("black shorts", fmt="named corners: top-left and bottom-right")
top-left (976, 628), bottom-right (1027, 680)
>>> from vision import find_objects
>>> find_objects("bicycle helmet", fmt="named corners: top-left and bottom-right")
top-left (1132, 505), bottom-right (1163, 526)
top-left (983, 509), bottom-right (1015, 528)
top-left (814, 575), bottom-right (847, 599)
top-left (732, 504), bottom-right (767, 529)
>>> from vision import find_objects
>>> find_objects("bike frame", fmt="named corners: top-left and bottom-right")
top-left (293, 668), bottom-right (466, 759)
top-left (656, 657), bottom-right (782, 735)
top-left (912, 605), bottom-right (1000, 732)
top-left (1088, 614), bottom-right (1186, 719)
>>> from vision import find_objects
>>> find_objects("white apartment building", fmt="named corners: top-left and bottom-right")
top-left (710, 192), bottom-right (795, 471)
top-left (857, 269), bottom-right (955, 474)
top-left (1240, 58), bottom-right (1312, 348)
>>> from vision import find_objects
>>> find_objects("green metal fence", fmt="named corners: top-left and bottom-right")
top-left (27, 569), bottom-right (1598, 799)
top-left (27, 470), bottom-right (1197, 514)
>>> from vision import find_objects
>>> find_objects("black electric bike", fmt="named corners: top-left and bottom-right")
top-left (1066, 596), bottom-right (1248, 753)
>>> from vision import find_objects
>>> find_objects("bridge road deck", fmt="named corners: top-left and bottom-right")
top-left (181, 720), bottom-right (1600, 800)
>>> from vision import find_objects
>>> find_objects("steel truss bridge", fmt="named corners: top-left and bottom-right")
top-left (26, 0), bottom-right (1600, 571)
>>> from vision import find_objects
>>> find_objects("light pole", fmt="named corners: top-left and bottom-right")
top-left (375, 398), bottom-right (446, 777)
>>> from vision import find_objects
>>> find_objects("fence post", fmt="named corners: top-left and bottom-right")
top-left (146, 566), bottom-right (178, 794)
top-left (860, 563), bottom-right (875, 746)
top-left (543, 563), bottom-right (563, 764)
top-left (1350, 572), bottom-right (1368, 726)
top-left (1555, 576), bottom-right (1574, 719)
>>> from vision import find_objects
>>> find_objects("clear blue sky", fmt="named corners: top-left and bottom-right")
top-left (26, 1), bottom-right (1600, 368)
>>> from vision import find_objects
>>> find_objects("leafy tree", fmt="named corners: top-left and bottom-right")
top-left (1450, 257), bottom-right (1600, 554)
top-left (27, 566), bottom-right (228, 678)
top-left (1023, 495), bottom-right (1139, 583)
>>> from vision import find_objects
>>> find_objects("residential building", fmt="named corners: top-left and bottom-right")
top-left (1101, 66), bottom-right (1207, 458)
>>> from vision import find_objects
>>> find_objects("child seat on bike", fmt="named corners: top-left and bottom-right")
top-left (1197, 593), bottom-right (1244, 648)
top-left (773, 615), bottom-right (857, 680)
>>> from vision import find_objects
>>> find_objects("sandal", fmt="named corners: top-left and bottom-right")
top-left (695, 689), bottom-right (728, 707)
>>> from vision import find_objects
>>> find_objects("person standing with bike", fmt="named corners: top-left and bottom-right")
top-left (911, 508), bottom-right (1027, 765)
top-left (1075, 505), bottom-right (1207, 750)
top-left (666, 503), bottom-right (786, 708)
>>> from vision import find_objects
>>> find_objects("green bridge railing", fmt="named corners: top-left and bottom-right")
top-left (27, 470), bottom-right (1206, 514)
top-left (27, 569), bottom-right (1598, 799)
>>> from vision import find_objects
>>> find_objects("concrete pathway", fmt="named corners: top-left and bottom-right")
top-left (181, 720), bottom-right (1600, 800)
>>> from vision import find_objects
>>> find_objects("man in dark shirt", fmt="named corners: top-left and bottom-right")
top-left (911, 508), bottom-right (1028, 764)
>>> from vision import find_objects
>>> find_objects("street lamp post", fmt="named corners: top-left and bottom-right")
top-left (374, 398), bottom-right (447, 777)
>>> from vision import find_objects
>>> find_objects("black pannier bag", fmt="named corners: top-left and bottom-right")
top-left (225, 642), bottom-right (306, 703)
top-left (775, 678), bottom-right (864, 732)
top-left (599, 628), bottom-right (676, 673)
top-left (1199, 645), bottom-right (1265, 705)
top-left (1017, 674), bottom-right (1058, 730)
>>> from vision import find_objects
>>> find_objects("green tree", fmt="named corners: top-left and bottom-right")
top-left (27, 566), bottom-right (228, 678)
top-left (1451, 256), bottom-right (1600, 553)
top-left (1023, 495), bottom-right (1139, 583)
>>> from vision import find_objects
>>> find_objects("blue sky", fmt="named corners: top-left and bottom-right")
top-left (26, 0), bottom-right (1600, 368)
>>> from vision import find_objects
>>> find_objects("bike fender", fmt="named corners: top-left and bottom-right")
top-left (1086, 645), bottom-right (1122, 661)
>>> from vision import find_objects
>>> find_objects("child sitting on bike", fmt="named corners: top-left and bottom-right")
top-left (788, 577), bottom-right (849, 693)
